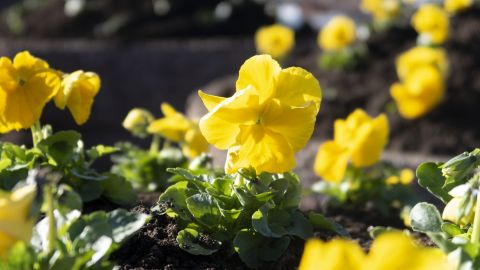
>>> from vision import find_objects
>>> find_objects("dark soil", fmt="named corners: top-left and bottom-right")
top-left (111, 191), bottom-right (434, 270)
top-left (293, 8), bottom-right (480, 156)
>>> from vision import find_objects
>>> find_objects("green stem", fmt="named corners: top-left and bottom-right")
top-left (149, 135), bottom-right (161, 154)
top-left (45, 183), bottom-right (57, 253)
top-left (30, 121), bottom-right (43, 146)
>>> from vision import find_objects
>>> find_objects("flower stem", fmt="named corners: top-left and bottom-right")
top-left (30, 122), bottom-right (43, 146)
top-left (45, 183), bottom-right (57, 253)
top-left (149, 135), bottom-right (161, 154)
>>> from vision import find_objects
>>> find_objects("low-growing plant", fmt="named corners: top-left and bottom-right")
top-left (409, 149), bottom-right (480, 269)
top-left (312, 109), bottom-right (418, 216)
top-left (156, 55), bottom-right (346, 268)
top-left (317, 15), bottom-right (367, 70)
top-left (112, 103), bottom-right (209, 191)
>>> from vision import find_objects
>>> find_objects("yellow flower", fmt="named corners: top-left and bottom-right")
top-left (148, 103), bottom-right (208, 158)
top-left (314, 109), bottom-right (389, 183)
top-left (122, 108), bottom-right (154, 137)
top-left (412, 4), bottom-right (449, 44)
top-left (0, 51), bottom-right (60, 132)
top-left (445, 0), bottom-right (472, 13)
top-left (198, 55), bottom-right (322, 174)
top-left (386, 168), bottom-right (415, 185)
top-left (299, 232), bottom-right (453, 270)
top-left (361, 0), bottom-right (401, 22)
top-left (54, 70), bottom-right (101, 125)
top-left (0, 185), bottom-right (37, 256)
top-left (396, 46), bottom-right (448, 80)
top-left (255, 24), bottom-right (295, 60)
top-left (318, 16), bottom-right (357, 52)
top-left (442, 197), bottom-right (474, 226)
top-left (391, 65), bottom-right (444, 119)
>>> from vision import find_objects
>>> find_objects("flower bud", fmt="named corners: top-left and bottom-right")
top-left (122, 108), bottom-right (154, 138)
top-left (442, 197), bottom-right (474, 226)
top-left (441, 151), bottom-right (479, 181)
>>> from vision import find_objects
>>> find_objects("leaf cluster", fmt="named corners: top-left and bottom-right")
top-left (157, 168), bottom-right (345, 269)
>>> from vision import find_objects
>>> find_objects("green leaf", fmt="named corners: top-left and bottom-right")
top-left (108, 209), bottom-right (150, 243)
top-left (100, 173), bottom-right (136, 206)
top-left (186, 193), bottom-right (220, 228)
top-left (410, 202), bottom-right (443, 233)
top-left (233, 229), bottom-right (290, 269)
top-left (176, 228), bottom-right (220, 256)
top-left (278, 172), bottom-right (302, 208)
top-left (37, 131), bottom-right (81, 166)
top-left (416, 162), bottom-right (452, 203)
top-left (87, 145), bottom-right (118, 162)
top-left (57, 185), bottom-right (83, 215)
top-left (159, 181), bottom-right (191, 219)
top-left (252, 206), bottom-right (313, 239)
top-left (441, 222), bottom-right (464, 237)
top-left (308, 212), bottom-right (350, 237)
top-left (368, 226), bottom-right (400, 239)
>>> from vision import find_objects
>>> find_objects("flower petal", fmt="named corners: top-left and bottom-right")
top-left (198, 90), bottom-right (226, 112)
top-left (231, 125), bottom-right (295, 173)
top-left (263, 99), bottom-right (318, 151)
top-left (63, 71), bottom-right (101, 125)
top-left (313, 141), bottom-right (350, 183)
top-left (350, 114), bottom-right (389, 167)
top-left (148, 114), bottom-right (191, 142)
top-left (274, 67), bottom-right (322, 111)
top-left (199, 87), bottom-right (259, 149)
top-left (235, 55), bottom-right (281, 104)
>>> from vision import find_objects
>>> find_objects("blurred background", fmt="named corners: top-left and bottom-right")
top-left (0, 0), bottom-right (479, 165)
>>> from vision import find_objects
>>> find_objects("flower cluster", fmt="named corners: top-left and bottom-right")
top-left (412, 4), bottom-right (450, 45)
top-left (0, 51), bottom-right (100, 132)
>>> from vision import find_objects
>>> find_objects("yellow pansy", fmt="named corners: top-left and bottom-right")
top-left (148, 103), bottom-right (208, 158)
top-left (299, 232), bottom-right (453, 270)
top-left (122, 108), bottom-right (154, 137)
top-left (445, 0), bottom-right (472, 13)
top-left (391, 65), bottom-right (444, 119)
top-left (396, 46), bottom-right (448, 80)
top-left (0, 51), bottom-right (60, 132)
top-left (318, 16), bottom-right (357, 52)
top-left (361, 0), bottom-right (401, 22)
top-left (198, 55), bottom-right (322, 174)
top-left (442, 197), bottom-right (474, 226)
top-left (314, 109), bottom-right (389, 183)
top-left (386, 168), bottom-right (415, 185)
top-left (54, 70), bottom-right (101, 125)
top-left (255, 24), bottom-right (295, 60)
top-left (0, 185), bottom-right (37, 256)
top-left (412, 4), bottom-right (449, 44)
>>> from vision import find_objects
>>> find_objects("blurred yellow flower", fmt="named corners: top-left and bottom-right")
top-left (198, 55), bottom-right (322, 174)
top-left (319, 16), bottom-right (357, 52)
top-left (0, 185), bottom-right (36, 256)
top-left (361, 0), bottom-right (401, 22)
top-left (54, 70), bottom-right (100, 125)
top-left (396, 46), bottom-right (448, 80)
top-left (255, 24), bottom-right (295, 60)
top-left (445, 0), bottom-right (472, 13)
top-left (442, 197), bottom-right (474, 226)
top-left (412, 4), bottom-right (449, 44)
top-left (391, 65), bottom-right (444, 119)
top-left (314, 109), bottom-right (389, 183)
top-left (299, 232), bottom-right (453, 270)
top-left (0, 51), bottom-right (60, 132)
top-left (122, 108), bottom-right (154, 137)
top-left (148, 103), bottom-right (208, 158)
top-left (386, 168), bottom-right (415, 185)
